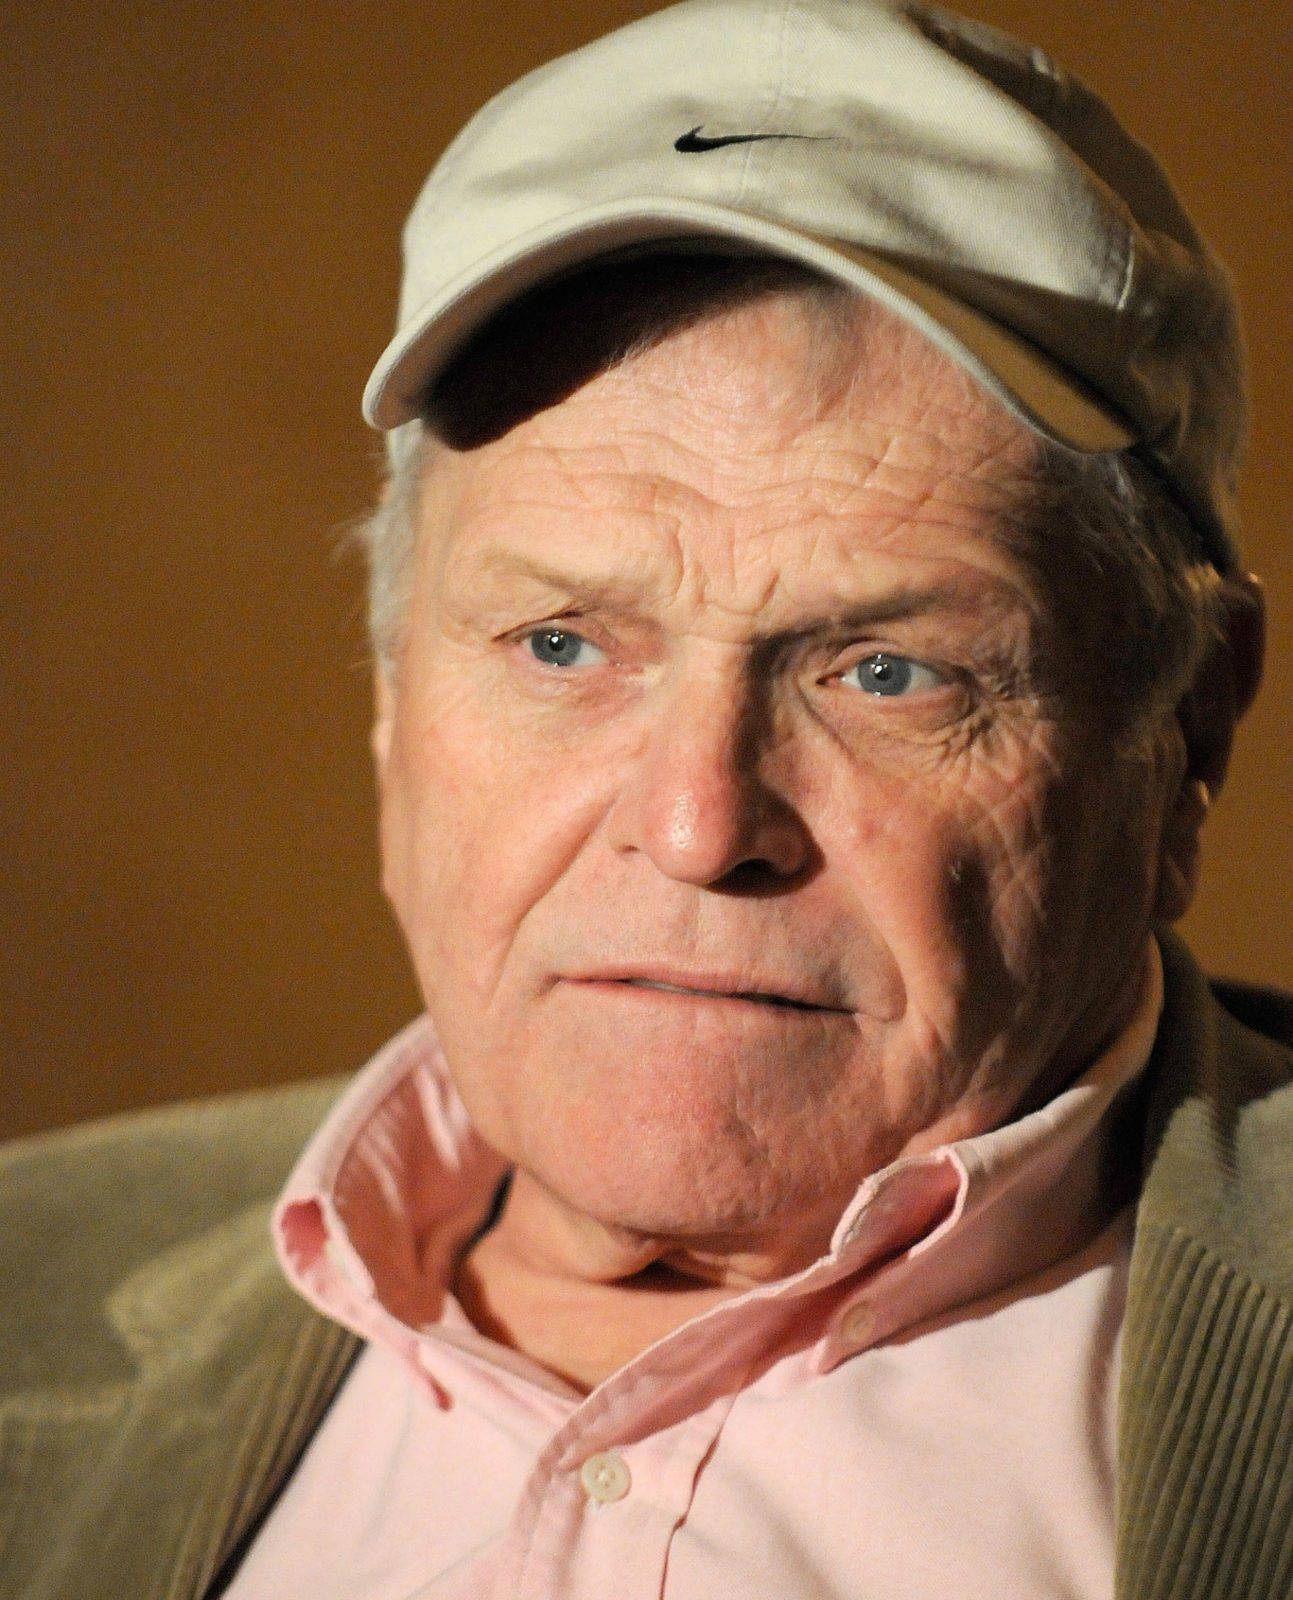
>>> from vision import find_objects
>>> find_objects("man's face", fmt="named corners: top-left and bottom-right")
top-left (374, 291), bottom-right (1185, 1272)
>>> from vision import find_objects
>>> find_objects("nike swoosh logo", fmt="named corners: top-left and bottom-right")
top-left (674, 126), bottom-right (827, 153)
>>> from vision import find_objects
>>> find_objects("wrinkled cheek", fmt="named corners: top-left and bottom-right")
top-left (964, 762), bottom-right (1161, 1066)
top-left (1037, 766), bottom-right (1162, 967)
top-left (846, 771), bottom-right (1051, 1071)
top-left (399, 823), bottom-right (523, 1025)
top-left (380, 733), bottom-right (501, 1001)
top-left (381, 717), bottom-right (616, 1031)
top-left (857, 784), bottom-right (998, 972)
top-left (959, 790), bottom-right (1055, 967)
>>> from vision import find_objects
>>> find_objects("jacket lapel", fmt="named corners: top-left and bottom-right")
top-left (1116, 933), bottom-right (1293, 1600)
top-left (12, 1202), bottom-right (359, 1600)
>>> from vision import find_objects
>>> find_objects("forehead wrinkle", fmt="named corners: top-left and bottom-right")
top-left (513, 343), bottom-right (1042, 551)
top-left (471, 424), bottom-right (1032, 558)
top-left (440, 278), bottom-right (1045, 520)
top-left (443, 502), bottom-right (1039, 658)
top-left (603, 288), bottom-right (863, 449)
top-left (436, 435), bottom-right (1048, 637)
top-left (425, 289), bottom-right (1059, 635)
top-left (586, 284), bottom-right (1031, 474)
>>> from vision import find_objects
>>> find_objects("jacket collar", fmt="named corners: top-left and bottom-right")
top-left (1114, 928), bottom-right (1293, 1600)
top-left (10, 1200), bottom-right (359, 1600)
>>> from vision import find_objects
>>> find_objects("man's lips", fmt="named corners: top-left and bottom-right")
top-left (626, 980), bottom-right (824, 1012)
top-left (562, 966), bottom-right (852, 1014)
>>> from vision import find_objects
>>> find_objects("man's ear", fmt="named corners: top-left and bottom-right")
top-left (1153, 574), bottom-right (1265, 922)
top-left (1177, 573), bottom-right (1265, 796)
top-left (371, 664), bottom-right (396, 779)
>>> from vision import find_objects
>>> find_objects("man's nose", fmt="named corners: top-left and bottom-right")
top-left (609, 679), bottom-right (813, 887)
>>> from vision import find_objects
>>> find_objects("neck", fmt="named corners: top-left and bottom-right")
top-left (452, 1170), bottom-right (831, 1392)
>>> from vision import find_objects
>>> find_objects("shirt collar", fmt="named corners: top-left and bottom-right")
top-left (275, 938), bottom-right (1162, 1380)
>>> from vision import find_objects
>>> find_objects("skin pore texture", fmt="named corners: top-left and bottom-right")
top-left (372, 289), bottom-right (1223, 1392)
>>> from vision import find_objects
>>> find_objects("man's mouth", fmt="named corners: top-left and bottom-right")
top-left (588, 972), bottom-right (851, 1011)
top-left (621, 978), bottom-right (825, 1011)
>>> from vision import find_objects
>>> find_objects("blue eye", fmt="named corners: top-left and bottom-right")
top-left (841, 652), bottom-right (943, 696)
top-left (527, 627), bottom-right (604, 668)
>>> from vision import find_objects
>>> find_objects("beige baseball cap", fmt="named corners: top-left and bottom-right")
top-left (363, 0), bottom-right (1246, 570)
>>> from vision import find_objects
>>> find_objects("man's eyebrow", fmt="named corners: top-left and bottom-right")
top-left (793, 582), bottom-right (1003, 632)
top-left (455, 547), bottom-right (1017, 633)
top-left (458, 547), bottom-right (652, 606)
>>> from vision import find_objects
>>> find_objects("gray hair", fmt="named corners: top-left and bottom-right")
top-left (356, 261), bottom-right (1228, 730)
top-left (1024, 445), bottom-right (1227, 731)
top-left (364, 417), bottom-right (426, 673)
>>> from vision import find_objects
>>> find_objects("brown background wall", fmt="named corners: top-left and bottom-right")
top-left (3, 0), bottom-right (1289, 1141)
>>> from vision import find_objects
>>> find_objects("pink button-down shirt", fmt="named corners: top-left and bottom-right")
top-left (228, 944), bottom-right (1162, 1600)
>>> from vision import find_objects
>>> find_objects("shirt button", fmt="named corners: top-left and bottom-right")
top-left (580, 1450), bottom-right (631, 1504)
top-left (841, 1301), bottom-right (876, 1348)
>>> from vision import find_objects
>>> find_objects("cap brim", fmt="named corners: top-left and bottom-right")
top-left (363, 197), bottom-right (1135, 455)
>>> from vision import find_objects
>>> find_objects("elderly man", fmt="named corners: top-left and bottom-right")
top-left (4, 1), bottom-right (1290, 1597)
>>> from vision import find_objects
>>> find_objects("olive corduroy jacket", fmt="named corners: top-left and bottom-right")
top-left (2, 930), bottom-right (1291, 1599)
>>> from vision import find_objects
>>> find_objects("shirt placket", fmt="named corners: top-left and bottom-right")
top-left (496, 1369), bottom-right (743, 1600)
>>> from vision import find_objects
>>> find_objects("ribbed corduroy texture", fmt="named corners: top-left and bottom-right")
top-left (1116, 1228), bottom-right (1293, 1600)
top-left (0, 1078), bottom-right (360, 1600)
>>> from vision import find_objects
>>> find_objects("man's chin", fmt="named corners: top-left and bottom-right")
top-left (509, 1128), bottom-right (857, 1282)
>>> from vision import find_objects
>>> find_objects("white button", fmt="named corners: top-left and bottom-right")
top-left (840, 1301), bottom-right (876, 1347)
top-left (580, 1450), bottom-right (631, 1504)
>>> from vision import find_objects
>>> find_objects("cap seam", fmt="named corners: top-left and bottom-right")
top-left (1110, 212), bottom-right (1137, 316)
top-left (735, 0), bottom-right (798, 203)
